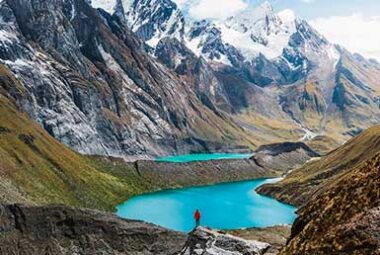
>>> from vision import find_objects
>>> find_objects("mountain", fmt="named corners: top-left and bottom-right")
top-left (0, 0), bottom-right (261, 159)
top-left (91, 0), bottom-right (380, 154)
top-left (283, 155), bottom-right (380, 254)
top-left (125, 0), bottom-right (185, 47)
top-left (2, 0), bottom-right (380, 158)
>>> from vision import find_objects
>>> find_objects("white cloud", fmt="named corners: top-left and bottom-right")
top-left (300, 0), bottom-right (315, 3)
top-left (172, 0), bottom-right (189, 8)
top-left (188, 0), bottom-right (248, 20)
top-left (310, 14), bottom-right (380, 61)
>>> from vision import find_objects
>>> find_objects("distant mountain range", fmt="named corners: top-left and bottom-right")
top-left (1, 0), bottom-right (380, 158)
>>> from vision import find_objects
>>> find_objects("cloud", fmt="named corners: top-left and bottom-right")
top-left (172, 0), bottom-right (189, 8)
top-left (187, 0), bottom-right (248, 20)
top-left (300, 0), bottom-right (315, 3)
top-left (310, 14), bottom-right (380, 61)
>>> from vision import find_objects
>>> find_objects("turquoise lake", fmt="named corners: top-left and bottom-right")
top-left (117, 178), bottom-right (296, 232)
top-left (117, 153), bottom-right (296, 232)
top-left (156, 153), bottom-right (253, 163)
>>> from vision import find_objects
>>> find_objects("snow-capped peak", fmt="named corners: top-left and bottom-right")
top-left (185, 1), bottom-right (297, 62)
top-left (124, 0), bottom-right (185, 47)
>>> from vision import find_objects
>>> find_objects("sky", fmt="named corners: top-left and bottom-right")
top-left (173, 0), bottom-right (380, 61)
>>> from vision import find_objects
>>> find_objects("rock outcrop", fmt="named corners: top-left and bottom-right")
top-left (0, 204), bottom-right (188, 255)
top-left (180, 227), bottom-right (270, 255)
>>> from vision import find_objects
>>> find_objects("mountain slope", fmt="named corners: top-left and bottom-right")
top-left (252, 125), bottom-right (380, 254)
top-left (280, 148), bottom-right (380, 255)
top-left (257, 125), bottom-right (380, 206)
top-left (0, 72), bottom-right (147, 209)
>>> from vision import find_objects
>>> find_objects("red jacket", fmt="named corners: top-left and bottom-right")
top-left (194, 210), bottom-right (201, 220)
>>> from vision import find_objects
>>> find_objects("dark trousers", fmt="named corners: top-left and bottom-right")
top-left (195, 219), bottom-right (200, 227)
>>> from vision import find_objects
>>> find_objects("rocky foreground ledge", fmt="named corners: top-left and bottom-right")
top-left (0, 204), bottom-right (270, 255)
top-left (180, 227), bottom-right (270, 255)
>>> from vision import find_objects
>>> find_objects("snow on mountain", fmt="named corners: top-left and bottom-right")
top-left (124, 0), bottom-right (185, 48)
top-left (87, 0), bottom-right (320, 65)
top-left (219, 2), bottom-right (296, 60)
top-left (182, 1), bottom-right (309, 72)
top-left (87, 0), bottom-right (117, 13)
top-left (85, 0), bottom-right (343, 88)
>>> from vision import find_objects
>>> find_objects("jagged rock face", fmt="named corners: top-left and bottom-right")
top-left (182, 4), bottom-right (329, 87)
top-left (0, 0), bottom-right (255, 158)
top-left (0, 204), bottom-right (187, 255)
top-left (125, 0), bottom-right (185, 47)
top-left (155, 37), bottom-right (233, 112)
top-left (279, 82), bottom-right (327, 131)
top-left (330, 48), bottom-right (380, 131)
top-left (180, 227), bottom-right (270, 255)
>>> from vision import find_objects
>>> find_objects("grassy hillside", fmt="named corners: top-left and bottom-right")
top-left (0, 93), bottom-right (155, 210)
top-left (281, 151), bottom-right (380, 255)
top-left (257, 125), bottom-right (380, 206)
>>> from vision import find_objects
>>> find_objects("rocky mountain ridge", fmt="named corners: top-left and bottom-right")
top-left (92, 0), bottom-right (380, 152)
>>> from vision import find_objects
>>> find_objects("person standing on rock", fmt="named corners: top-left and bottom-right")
top-left (194, 209), bottom-right (201, 227)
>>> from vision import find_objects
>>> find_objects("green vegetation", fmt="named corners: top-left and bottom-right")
top-left (0, 93), bottom-right (153, 210)
top-left (258, 125), bottom-right (380, 206)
